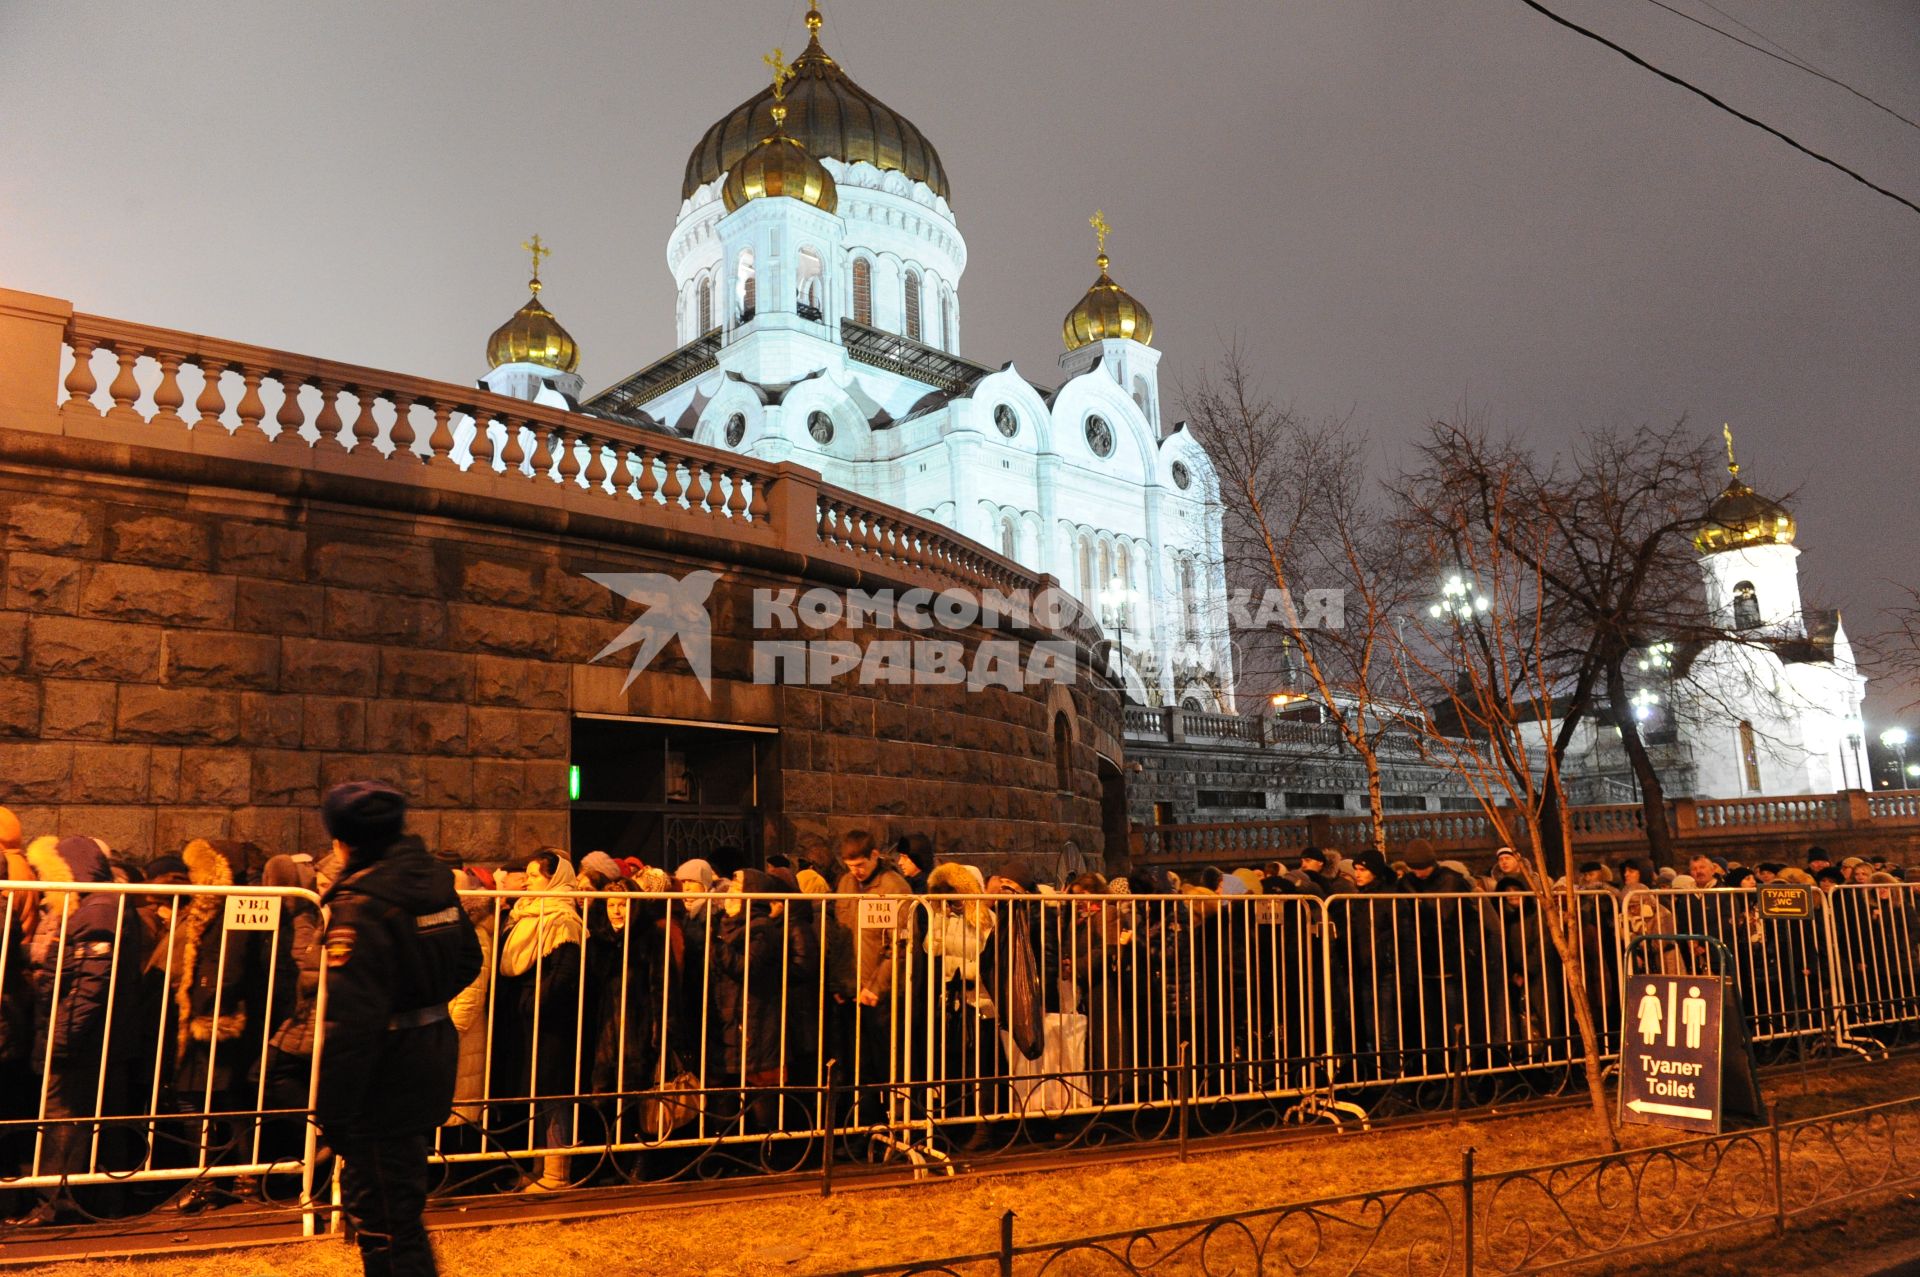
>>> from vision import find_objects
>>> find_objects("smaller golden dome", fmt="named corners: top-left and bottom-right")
top-left (486, 236), bottom-right (579, 373)
top-left (722, 104), bottom-right (838, 214)
top-left (1695, 479), bottom-right (1795, 554)
top-left (1062, 254), bottom-right (1155, 350)
top-left (1694, 424), bottom-right (1793, 553)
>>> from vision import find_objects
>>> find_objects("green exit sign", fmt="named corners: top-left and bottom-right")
top-left (568, 765), bottom-right (581, 801)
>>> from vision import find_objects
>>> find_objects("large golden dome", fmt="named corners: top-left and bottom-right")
top-left (684, 8), bottom-right (949, 203)
top-left (486, 281), bottom-right (579, 374)
top-left (722, 106), bottom-right (838, 214)
top-left (1695, 479), bottom-right (1795, 554)
top-left (1063, 253), bottom-right (1154, 350)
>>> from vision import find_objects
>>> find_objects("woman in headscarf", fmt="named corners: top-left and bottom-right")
top-left (496, 849), bottom-right (585, 1192)
top-left (583, 879), bottom-right (660, 1161)
top-left (925, 862), bottom-right (995, 1128)
top-left (712, 870), bottom-right (787, 1130)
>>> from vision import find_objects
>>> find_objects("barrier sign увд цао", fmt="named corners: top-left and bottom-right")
top-left (222, 894), bottom-right (282, 931)
top-left (1621, 972), bottom-right (1724, 1133)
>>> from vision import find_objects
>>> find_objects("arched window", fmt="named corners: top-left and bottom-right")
top-left (735, 249), bottom-right (755, 320)
top-left (698, 274), bottom-right (713, 334)
top-left (1053, 712), bottom-right (1073, 791)
top-left (1739, 720), bottom-right (1762, 791)
top-left (852, 257), bottom-right (872, 325)
top-left (903, 269), bottom-right (922, 342)
top-left (941, 287), bottom-right (955, 351)
top-left (1078, 536), bottom-right (1094, 603)
top-left (999, 518), bottom-right (1016, 559)
top-left (796, 246), bottom-right (823, 320)
top-left (1098, 542), bottom-right (1113, 594)
top-left (1732, 580), bottom-right (1760, 630)
top-left (1117, 544), bottom-right (1132, 592)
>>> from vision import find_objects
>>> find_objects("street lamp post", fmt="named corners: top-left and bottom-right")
top-left (1882, 727), bottom-right (1911, 790)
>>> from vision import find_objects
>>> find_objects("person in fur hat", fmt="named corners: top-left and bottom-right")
top-left (170, 837), bottom-right (269, 1213)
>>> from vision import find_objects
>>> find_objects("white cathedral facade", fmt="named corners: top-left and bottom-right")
top-left (476, 6), bottom-right (1233, 711)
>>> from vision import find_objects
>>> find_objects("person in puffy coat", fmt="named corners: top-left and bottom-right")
top-left (13, 835), bottom-right (146, 1227)
top-left (496, 850), bottom-right (584, 1193)
top-left (445, 871), bottom-right (495, 1140)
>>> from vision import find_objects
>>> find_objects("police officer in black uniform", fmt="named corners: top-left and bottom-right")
top-left (316, 782), bottom-right (480, 1277)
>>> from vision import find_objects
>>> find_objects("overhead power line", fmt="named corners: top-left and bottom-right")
top-left (1644, 0), bottom-right (1920, 132)
top-left (1517, 0), bottom-right (1920, 220)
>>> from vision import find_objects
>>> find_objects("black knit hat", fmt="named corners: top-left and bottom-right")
top-left (321, 781), bottom-right (407, 851)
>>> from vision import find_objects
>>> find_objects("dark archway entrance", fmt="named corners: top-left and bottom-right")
top-left (569, 714), bottom-right (773, 876)
top-left (1098, 754), bottom-right (1130, 876)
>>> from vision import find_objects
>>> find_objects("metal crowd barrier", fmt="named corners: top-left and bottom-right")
top-left (2, 878), bottom-right (1919, 1222)
top-left (0, 879), bottom-right (329, 1233)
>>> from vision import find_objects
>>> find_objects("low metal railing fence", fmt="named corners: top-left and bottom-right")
top-left (843, 1094), bottom-right (1920, 1275)
top-left (2, 880), bottom-right (1918, 1231)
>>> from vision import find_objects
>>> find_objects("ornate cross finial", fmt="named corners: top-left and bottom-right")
top-left (522, 234), bottom-right (550, 293)
top-left (764, 47), bottom-right (793, 100)
top-left (1723, 422), bottom-right (1739, 478)
top-left (1090, 209), bottom-right (1111, 258)
top-left (806, 1), bottom-right (823, 36)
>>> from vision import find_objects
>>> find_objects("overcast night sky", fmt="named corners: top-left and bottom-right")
top-left (3, 0), bottom-right (1916, 712)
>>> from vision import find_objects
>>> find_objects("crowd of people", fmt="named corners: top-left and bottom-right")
top-left (2, 800), bottom-right (1915, 1225)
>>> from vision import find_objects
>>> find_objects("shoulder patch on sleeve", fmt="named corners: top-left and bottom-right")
top-left (324, 927), bottom-right (356, 968)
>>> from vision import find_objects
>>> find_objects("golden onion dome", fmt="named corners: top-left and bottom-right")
top-left (685, 6), bottom-right (949, 203)
top-left (486, 285), bottom-right (580, 373)
top-left (722, 105), bottom-right (838, 214)
top-left (1694, 425), bottom-right (1794, 554)
top-left (1694, 479), bottom-right (1795, 554)
top-left (1063, 253), bottom-right (1154, 350)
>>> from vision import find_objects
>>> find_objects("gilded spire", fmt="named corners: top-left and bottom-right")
top-left (1723, 422), bottom-right (1739, 479)
top-left (1090, 208), bottom-right (1111, 269)
top-left (806, 1), bottom-right (822, 36)
top-left (521, 233), bottom-right (550, 296)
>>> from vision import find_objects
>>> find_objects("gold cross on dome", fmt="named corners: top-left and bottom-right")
top-left (522, 234), bottom-right (550, 287)
top-left (764, 47), bottom-right (794, 100)
top-left (1723, 422), bottom-right (1739, 477)
top-left (1090, 209), bottom-right (1111, 256)
top-left (806, 2), bottom-right (823, 35)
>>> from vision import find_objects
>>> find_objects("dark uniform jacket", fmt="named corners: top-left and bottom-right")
top-left (316, 836), bottom-right (480, 1141)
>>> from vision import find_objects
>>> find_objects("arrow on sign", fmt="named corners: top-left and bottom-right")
top-left (1627, 1098), bottom-right (1712, 1121)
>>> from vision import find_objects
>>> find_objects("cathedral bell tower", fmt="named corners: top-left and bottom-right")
top-left (713, 44), bottom-right (847, 383)
top-left (1059, 210), bottom-right (1163, 434)
top-left (482, 235), bottom-right (584, 406)
top-left (1695, 425), bottom-right (1802, 636)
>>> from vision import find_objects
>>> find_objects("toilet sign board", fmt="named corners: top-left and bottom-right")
top-left (1621, 973), bottom-right (1724, 1133)
top-left (222, 895), bottom-right (282, 932)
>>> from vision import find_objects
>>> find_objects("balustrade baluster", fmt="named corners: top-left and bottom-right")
top-left (235, 369), bottom-right (267, 437)
top-left (63, 336), bottom-right (100, 416)
top-left (634, 445), bottom-right (659, 503)
top-left (312, 381), bottom-right (344, 449)
top-left (152, 355), bottom-right (186, 429)
top-left (745, 473), bottom-right (769, 522)
top-left (275, 374), bottom-right (308, 444)
top-left (105, 345), bottom-right (143, 424)
top-left (583, 438), bottom-right (610, 489)
top-left (661, 454), bottom-right (686, 507)
top-left (194, 361), bottom-right (228, 429)
top-left (425, 402), bottom-right (455, 462)
top-left (498, 415), bottom-right (526, 471)
top-left (344, 386), bottom-right (380, 451)
top-left (388, 394), bottom-right (418, 459)
top-left (528, 426), bottom-right (555, 479)
top-left (724, 468), bottom-right (748, 519)
top-left (557, 432), bottom-right (587, 487)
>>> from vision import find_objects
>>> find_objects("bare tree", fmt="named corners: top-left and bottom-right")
top-left (1388, 422), bottom-right (1617, 1144)
top-left (1184, 346), bottom-right (1420, 854)
top-left (1411, 420), bottom-right (1724, 866)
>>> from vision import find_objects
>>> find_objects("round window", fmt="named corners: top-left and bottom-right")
top-left (808, 410), bottom-right (835, 445)
top-left (1181, 697), bottom-right (1203, 712)
top-left (994, 404), bottom-right (1018, 438)
top-left (724, 413), bottom-right (746, 447)
top-left (1085, 414), bottom-right (1113, 458)
top-left (1171, 460), bottom-right (1191, 490)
